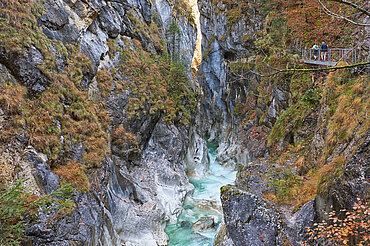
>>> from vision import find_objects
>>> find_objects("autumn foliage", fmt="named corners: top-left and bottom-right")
top-left (220, 0), bottom-right (367, 47)
top-left (305, 199), bottom-right (369, 245)
top-left (273, 0), bottom-right (367, 46)
top-left (54, 162), bottom-right (90, 193)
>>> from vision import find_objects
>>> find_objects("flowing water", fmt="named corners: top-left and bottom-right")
top-left (166, 142), bottom-right (237, 246)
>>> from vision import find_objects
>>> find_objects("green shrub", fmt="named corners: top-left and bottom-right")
top-left (0, 180), bottom-right (75, 245)
top-left (120, 40), bottom-right (197, 125)
top-left (267, 169), bottom-right (302, 203)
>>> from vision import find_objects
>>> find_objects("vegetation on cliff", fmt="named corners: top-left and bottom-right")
top-left (220, 0), bottom-right (369, 245)
top-left (305, 199), bottom-right (369, 245)
top-left (0, 0), bottom-right (197, 178)
top-left (0, 181), bottom-right (75, 245)
top-left (0, 0), bottom-right (198, 243)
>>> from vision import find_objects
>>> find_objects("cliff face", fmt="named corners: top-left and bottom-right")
top-left (0, 0), bottom-right (368, 245)
top-left (0, 0), bottom-right (209, 245)
top-left (196, 0), bottom-right (264, 166)
top-left (200, 1), bottom-right (369, 246)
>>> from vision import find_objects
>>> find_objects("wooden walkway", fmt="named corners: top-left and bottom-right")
top-left (301, 48), bottom-right (370, 67)
top-left (303, 60), bottom-right (337, 66)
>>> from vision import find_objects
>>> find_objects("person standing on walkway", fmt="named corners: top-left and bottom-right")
top-left (321, 42), bottom-right (328, 61)
top-left (312, 44), bottom-right (319, 60)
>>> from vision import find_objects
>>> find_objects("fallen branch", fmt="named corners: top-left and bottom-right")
top-left (280, 61), bottom-right (370, 73)
top-left (228, 61), bottom-right (370, 79)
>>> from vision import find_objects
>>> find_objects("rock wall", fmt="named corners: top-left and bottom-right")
top-left (195, 1), bottom-right (369, 246)
top-left (1, 0), bottom-right (368, 245)
top-left (196, 0), bottom-right (263, 166)
top-left (0, 0), bottom-right (210, 245)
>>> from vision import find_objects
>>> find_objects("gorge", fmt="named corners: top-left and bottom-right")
top-left (0, 0), bottom-right (369, 246)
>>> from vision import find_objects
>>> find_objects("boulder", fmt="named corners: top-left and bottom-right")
top-left (221, 185), bottom-right (283, 246)
top-left (192, 216), bottom-right (215, 231)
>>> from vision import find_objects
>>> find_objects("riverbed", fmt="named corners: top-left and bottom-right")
top-left (166, 142), bottom-right (237, 246)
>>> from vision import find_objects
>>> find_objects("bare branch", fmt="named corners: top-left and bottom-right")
top-left (318, 0), bottom-right (370, 26)
top-left (281, 61), bottom-right (370, 72)
top-left (329, 0), bottom-right (370, 17)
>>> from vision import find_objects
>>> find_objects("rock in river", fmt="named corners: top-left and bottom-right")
top-left (192, 216), bottom-right (216, 231)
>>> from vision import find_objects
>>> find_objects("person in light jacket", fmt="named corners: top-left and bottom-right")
top-left (312, 44), bottom-right (319, 60)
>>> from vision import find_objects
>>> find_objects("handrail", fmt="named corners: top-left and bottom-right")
top-left (301, 47), bottom-right (370, 65)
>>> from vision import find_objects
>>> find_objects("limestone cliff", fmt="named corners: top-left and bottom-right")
top-left (198, 1), bottom-right (370, 246)
top-left (0, 0), bottom-right (369, 245)
top-left (0, 0), bottom-right (208, 245)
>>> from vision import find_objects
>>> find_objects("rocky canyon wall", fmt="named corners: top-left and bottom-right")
top-left (0, 0), bottom-right (210, 245)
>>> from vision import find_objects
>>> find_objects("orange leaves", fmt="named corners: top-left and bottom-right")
top-left (112, 125), bottom-right (138, 148)
top-left (305, 199), bottom-right (369, 245)
top-left (119, 39), bottom-right (196, 125)
top-left (96, 69), bottom-right (113, 97)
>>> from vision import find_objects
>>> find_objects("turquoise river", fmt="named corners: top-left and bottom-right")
top-left (166, 143), bottom-right (237, 245)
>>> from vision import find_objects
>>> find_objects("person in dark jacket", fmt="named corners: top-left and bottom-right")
top-left (321, 42), bottom-right (328, 61)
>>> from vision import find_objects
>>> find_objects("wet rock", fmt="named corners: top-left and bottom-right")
top-left (180, 220), bottom-right (191, 228)
top-left (104, 120), bottom-right (194, 245)
top-left (107, 157), bottom-right (169, 246)
top-left (192, 216), bottom-right (215, 231)
top-left (185, 130), bottom-right (210, 178)
top-left (214, 221), bottom-right (235, 246)
top-left (195, 199), bottom-right (221, 213)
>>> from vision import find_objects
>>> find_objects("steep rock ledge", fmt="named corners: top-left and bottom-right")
top-left (0, 0), bottom-right (208, 245)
